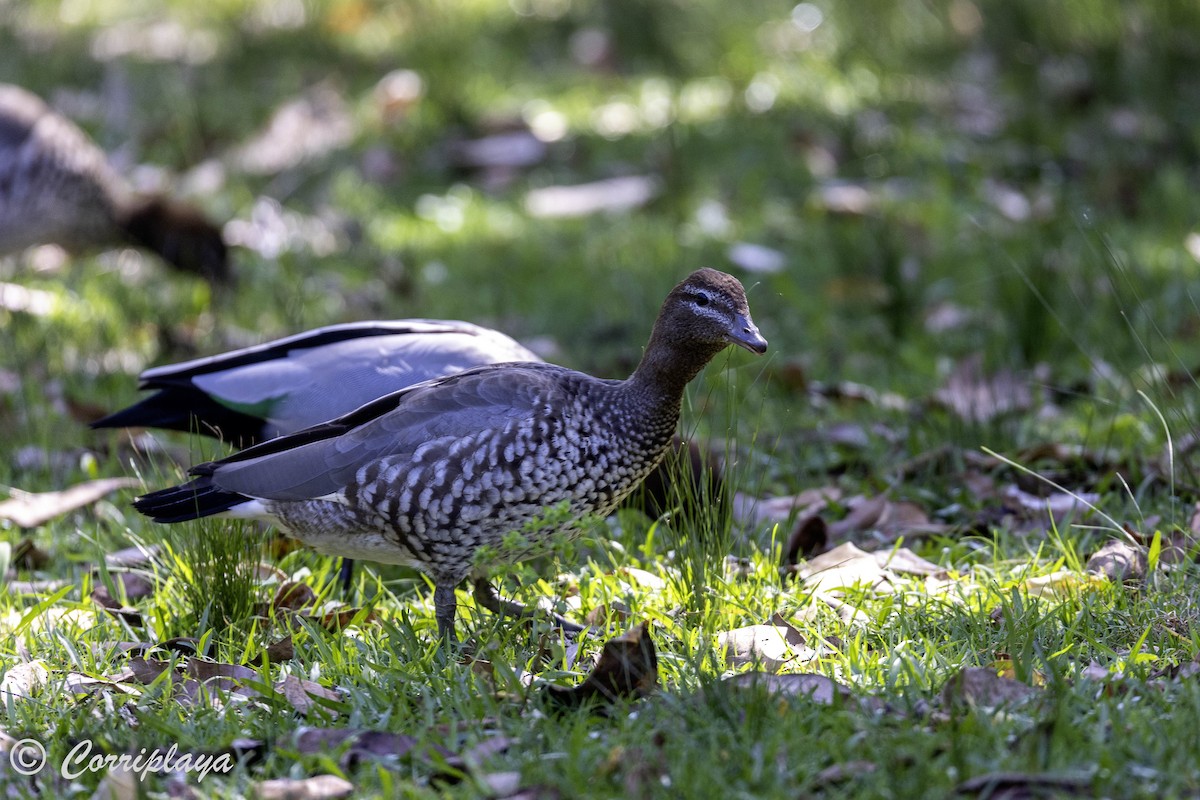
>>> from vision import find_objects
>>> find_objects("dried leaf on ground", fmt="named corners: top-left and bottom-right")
top-left (955, 771), bottom-right (1092, 798)
top-left (297, 606), bottom-right (378, 630)
top-left (233, 83), bottom-right (354, 175)
top-left (545, 623), bottom-right (658, 709)
top-left (0, 477), bottom-right (139, 528)
top-left (725, 672), bottom-right (884, 712)
top-left (1023, 570), bottom-right (1104, 599)
top-left (734, 485), bottom-right (842, 527)
top-left (934, 354), bottom-right (1032, 423)
top-left (815, 760), bottom-right (878, 786)
top-left (795, 543), bottom-right (893, 594)
top-left (0, 660), bottom-right (50, 703)
top-left (275, 675), bottom-right (342, 717)
top-left (1003, 485), bottom-right (1101, 524)
top-left (248, 637), bottom-right (296, 667)
top-left (525, 176), bottom-right (659, 219)
top-left (716, 618), bottom-right (816, 672)
top-left (292, 728), bottom-right (451, 769)
top-left (783, 514), bottom-right (828, 563)
top-left (1085, 539), bottom-right (1148, 582)
top-left (272, 581), bottom-right (317, 611)
top-left (105, 544), bottom-right (161, 569)
top-left (12, 539), bottom-right (51, 569)
top-left (255, 774), bottom-right (354, 800)
top-left (940, 667), bottom-right (1039, 710)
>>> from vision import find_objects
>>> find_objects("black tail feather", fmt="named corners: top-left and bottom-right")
top-left (91, 387), bottom-right (266, 447)
top-left (132, 477), bottom-right (249, 523)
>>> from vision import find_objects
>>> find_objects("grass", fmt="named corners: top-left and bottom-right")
top-left (2, 0), bottom-right (1200, 796)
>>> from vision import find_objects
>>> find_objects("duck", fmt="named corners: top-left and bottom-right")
top-left (0, 83), bottom-right (229, 285)
top-left (92, 317), bottom-right (730, 525)
top-left (132, 268), bottom-right (767, 640)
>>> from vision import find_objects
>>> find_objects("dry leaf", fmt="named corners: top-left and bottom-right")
top-left (815, 760), bottom-right (878, 786)
top-left (12, 539), bottom-right (51, 569)
top-left (940, 667), bottom-right (1039, 710)
top-left (233, 84), bottom-right (354, 175)
top-left (1085, 539), bottom-right (1148, 582)
top-left (0, 660), bottom-right (50, 703)
top-left (545, 623), bottom-right (658, 709)
top-left (255, 774), bottom-right (354, 800)
top-left (725, 672), bottom-right (852, 705)
top-left (783, 514), bottom-right (827, 565)
top-left (955, 771), bottom-right (1092, 798)
top-left (302, 606), bottom-right (377, 630)
top-left (105, 544), bottom-right (161, 569)
top-left (797, 542), bottom-right (892, 594)
top-left (1002, 485), bottom-right (1101, 523)
top-left (0, 477), bottom-right (139, 528)
top-left (525, 176), bottom-right (660, 219)
top-left (273, 581), bottom-right (317, 611)
top-left (873, 548), bottom-right (945, 577)
top-left (935, 355), bottom-right (1032, 423)
top-left (727, 242), bottom-right (786, 275)
top-left (276, 675), bottom-right (342, 717)
top-left (734, 486), bottom-right (842, 527)
top-left (1023, 570), bottom-right (1103, 599)
top-left (716, 619), bottom-right (815, 672)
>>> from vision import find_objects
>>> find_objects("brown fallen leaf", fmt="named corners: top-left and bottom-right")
top-left (1002, 485), bottom-right (1100, 524)
top-left (796, 542), bottom-right (893, 594)
top-left (273, 581), bottom-right (318, 611)
top-left (716, 617), bottom-right (817, 672)
top-left (0, 660), bottom-right (50, 703)
top-left (301, 606), bottom-right (378, 630)
top-left (255, 774), bottom-right (354, 800)
top-left (934, 354), bottom-right (1032, 424)
top-left (524, 176), bottom-right (660, 219)
top-left (783, 514), bottom-right (828, 564)
top-left (940, 667), bottom-right (1039, 710)
top-left (292, 727), bottom-right (454, 769)
top-left (724, 672), bottom-right (880, 710)
top-left (544, 623), bottom-right (658, 709)
top-left (12, 539), bottom-right (51, 569)
top-left (275, 675), bottom-right (342, 717)
top-left (1085, 539), bottom-right (1148, 582)
top-left (955, 771), bottom-right (1092, 798)
top-left (91, 571), bottom-right (156, 625)
top-left (248, 636), bottom-right (296, 667)
top-left (105, 544), bottom-right (162, 569)
top-left (0, 477), bottom-right (140, 528)
top-left (815, 760), bottom-right (878, 786)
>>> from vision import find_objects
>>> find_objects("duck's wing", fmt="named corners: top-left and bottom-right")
top-left (197, 362), bottom-right (571, 501)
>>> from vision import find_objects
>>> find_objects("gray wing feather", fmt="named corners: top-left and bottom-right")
top-left (207, 364), bottom-right (569, 501)
top-left (186, 322), bottom-right (540, 436)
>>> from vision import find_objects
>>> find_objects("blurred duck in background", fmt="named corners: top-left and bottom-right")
top-left (0, 83), bottom-right (229, 285)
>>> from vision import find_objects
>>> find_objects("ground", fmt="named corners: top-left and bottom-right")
top-left (1, 0), bottom-right (1200, 797)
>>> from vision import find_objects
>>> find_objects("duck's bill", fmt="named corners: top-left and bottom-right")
top-left (727, 314), bottom-right (768, 355)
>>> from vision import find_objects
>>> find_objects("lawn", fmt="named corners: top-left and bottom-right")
top-left (2, 0), bottom-right (1200, 797)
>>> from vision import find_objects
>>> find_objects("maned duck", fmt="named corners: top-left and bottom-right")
top-left (93, 317), bottom-right (729, 524)
top-left (0, 84), bottom-right (229, 284)
top-left (132, 269), bottom-right (766, 640)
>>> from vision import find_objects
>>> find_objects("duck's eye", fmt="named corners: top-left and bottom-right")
top-left (690, 292), bottom-right (711, 307)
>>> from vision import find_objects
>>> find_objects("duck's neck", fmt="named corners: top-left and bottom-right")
top-left (624, 323), bottom-right (725, 411)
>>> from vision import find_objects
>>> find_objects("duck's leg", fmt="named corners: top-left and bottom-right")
top-left (433, 584), bottom-right (459, 642)
top-left (471, 578), bottom-right (585, 634)
top-left (338, 558), bottom-right (355, 594)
